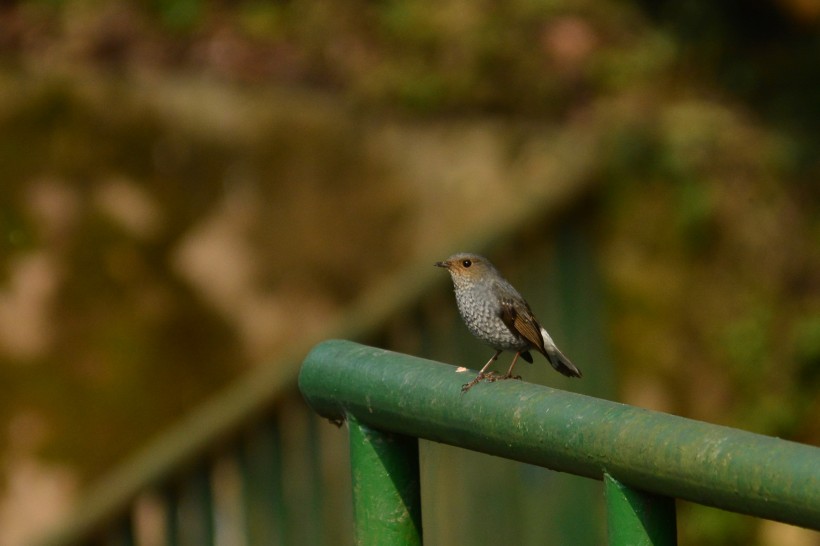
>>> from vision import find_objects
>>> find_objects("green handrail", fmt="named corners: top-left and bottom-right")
top-left (298, 339), bottom-right (820, 542)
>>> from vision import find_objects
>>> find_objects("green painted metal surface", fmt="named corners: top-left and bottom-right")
top-left (604, 473), bottom-right (677, 546)
top-left (299, 339), bottom-right (820, 531)
top-left (348, 415), bottom-right (423, 546)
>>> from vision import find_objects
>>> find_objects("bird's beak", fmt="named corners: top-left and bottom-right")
top-left (434, 261), bottom-right (448, 268)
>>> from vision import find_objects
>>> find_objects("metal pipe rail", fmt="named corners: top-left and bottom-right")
top-left (299, 340), bottom-right (820, 545)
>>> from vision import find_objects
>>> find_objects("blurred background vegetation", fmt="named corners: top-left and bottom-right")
top-left (0, 0), bottom-right (818, 544)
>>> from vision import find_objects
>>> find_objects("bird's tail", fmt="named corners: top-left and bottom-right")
top-left (545, 346), bottom-right (582, 377)
top-left (540, 327), bottom-right (582, 378)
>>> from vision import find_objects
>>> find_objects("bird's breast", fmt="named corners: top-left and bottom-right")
top-left (453, 285), bottom-right (527, 350)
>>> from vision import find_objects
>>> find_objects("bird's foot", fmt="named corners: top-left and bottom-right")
top-left (461, 372), bottom-right (499, 393)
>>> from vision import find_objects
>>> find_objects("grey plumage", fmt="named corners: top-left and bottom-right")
top-left (435, 252), bottom-right (581, 392)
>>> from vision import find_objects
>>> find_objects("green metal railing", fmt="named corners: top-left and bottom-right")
top-left (299, 339), bottom-right (820, 545)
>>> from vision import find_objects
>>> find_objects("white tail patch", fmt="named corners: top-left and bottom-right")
top-left (540, 327), bottom-right (557, 348)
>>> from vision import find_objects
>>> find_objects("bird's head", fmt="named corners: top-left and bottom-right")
top-left (435, 253), bottom-right (496, 285)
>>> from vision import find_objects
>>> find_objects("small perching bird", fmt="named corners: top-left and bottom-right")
top-left (435, 253), bottom-right (582, 393)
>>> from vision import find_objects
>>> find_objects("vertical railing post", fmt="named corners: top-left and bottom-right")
top-left (101, 515), bottom-right (135, 546)
top-left (604, 473), bottom-right (677, 546)
top-left (162, 485), bottom-right (180, 546)
top-left (348, 414), bottom-right (423, 546)
top-left (241, 418), bottom-right (287, 546)
top-left (175, 464), bottom-right (215, 546)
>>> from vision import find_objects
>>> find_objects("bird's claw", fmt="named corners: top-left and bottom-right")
top-left (461, 371), bottom-right (524, 392)
top-left (460, 381), bottom-right (476, 393)
top-left (461, 371), bottom-right (501, 393)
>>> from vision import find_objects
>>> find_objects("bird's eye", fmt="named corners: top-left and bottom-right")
top-left (462, 259), bottom-right (472, 268)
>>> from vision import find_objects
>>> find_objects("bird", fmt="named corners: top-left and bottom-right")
top-left (435, 253), bottom-right (582, 393)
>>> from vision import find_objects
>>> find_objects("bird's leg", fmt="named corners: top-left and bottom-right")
top-left (461, 350), bottom-right (502, 393)
top-left (500, 352), bottom-right (523, 380)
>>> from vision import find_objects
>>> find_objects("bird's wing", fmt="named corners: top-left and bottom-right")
top-left (498, 296), bottom-right (546, 354)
